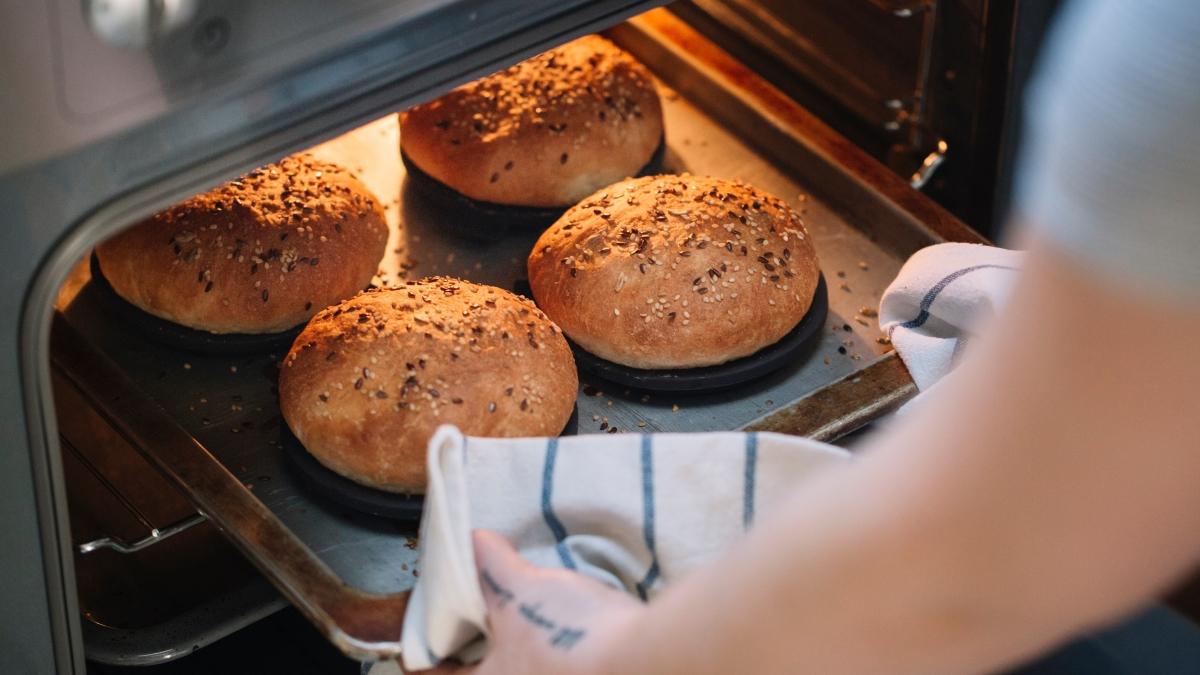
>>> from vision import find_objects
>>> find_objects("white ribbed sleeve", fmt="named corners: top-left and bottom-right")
top-left (1015, 1), bottom-right (1200, 297)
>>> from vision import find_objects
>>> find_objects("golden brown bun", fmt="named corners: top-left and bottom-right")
top-left (400, 35), bottom-right (663, 208)
top-left (279, 279), bottom-right (578, 493)
top-left (528, 175), bottom-right (820, 369)
top-left (95, 154), bottom-right (388, 334)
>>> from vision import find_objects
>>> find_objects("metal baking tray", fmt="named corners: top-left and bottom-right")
top-left (50, 8), bottom-right (983, 661)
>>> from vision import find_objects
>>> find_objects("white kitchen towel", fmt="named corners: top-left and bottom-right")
top-left (878, 243), bottom-right (1023, 392)
top-left (382, 425), bottom-right (850, 671)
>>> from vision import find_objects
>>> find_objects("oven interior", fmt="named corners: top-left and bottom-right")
top-left (42, 6), bottom-right (965, 665)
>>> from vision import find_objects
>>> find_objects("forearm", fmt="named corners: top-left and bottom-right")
top-left (606, 242), bottom-right (1200, 675)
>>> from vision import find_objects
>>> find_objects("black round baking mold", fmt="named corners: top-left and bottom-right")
top-left (89, 252), bottom-right (304, 356)
top-left (570, 273), bottom-right (830, 393)
top-left (400, 135), bottom-right (667, 241)
top-left (282, 406), bottom-right (579, 521)
top-left (282, 427), bottom-right (425, 521)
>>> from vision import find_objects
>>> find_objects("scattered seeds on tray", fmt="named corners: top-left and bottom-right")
top-left (859, 307), bottom-right (879, 318)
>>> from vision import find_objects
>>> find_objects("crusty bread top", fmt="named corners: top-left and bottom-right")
top-left (95, 154), bottom-right (388, 334)
top-left (279, 278), bottom-right (578, 493)
top-left (528, 175), bottom-right (820, 369)
top-left (400, 35), bottom-right (663, 208)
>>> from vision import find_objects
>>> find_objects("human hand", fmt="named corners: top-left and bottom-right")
top-left (414, 530), bottom-right (644, 675)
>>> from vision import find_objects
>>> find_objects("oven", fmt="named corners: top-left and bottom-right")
top-left (2, 1), bottom-right (1031, 672)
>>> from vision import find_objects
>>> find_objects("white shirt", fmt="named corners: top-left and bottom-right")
top-left (1016, 0), bottom-right (1200, 297)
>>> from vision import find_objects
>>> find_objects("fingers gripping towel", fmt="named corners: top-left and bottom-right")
top-left (879, 243), bottom-right (1023, 391)
top-left (395, 425), bottom-right (850, 670)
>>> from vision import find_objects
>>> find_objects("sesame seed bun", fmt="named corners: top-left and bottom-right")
top-left (95, 154), bottom-right (388, 334)
top-left (528, 175), bottom-right (820, 370)
top-left (399, 35), bottom-right (663, 209)
top-left (278, 279), bottom-right (578, 493)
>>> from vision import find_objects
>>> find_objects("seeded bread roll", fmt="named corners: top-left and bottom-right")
top-left (95, 154), bottom-right (388, 334)
top-left (528, 175), bottom-right (820, 369)
top-left (400, 35), bottom-right (663, 208)
top-left (279, 279), bottom-right (578, 493)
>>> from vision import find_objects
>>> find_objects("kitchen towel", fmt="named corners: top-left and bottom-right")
top-left (382, 425), bottom-right (850, 671)
top-left (878, 243), bottom-right (1023, 392)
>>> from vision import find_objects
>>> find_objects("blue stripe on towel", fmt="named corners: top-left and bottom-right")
top-left (743, 433), bottom-right (758, 529)
top-left (635, 435), bottom-right (660, 601)
top-left (541, 438), bottom-right (577, 570)
top-left (900, 264), bottom-right (1017, 329)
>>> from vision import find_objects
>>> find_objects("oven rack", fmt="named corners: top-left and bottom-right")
top-left (63, 434), bottom-right (209, 556)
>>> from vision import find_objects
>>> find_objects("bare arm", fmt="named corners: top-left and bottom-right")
top-left (609, 236), bottom-right (1200, 674)
top-left (436, 236), bottom-right (1200, 675)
